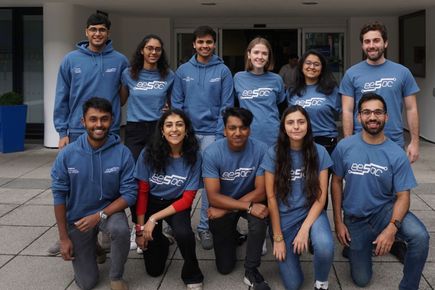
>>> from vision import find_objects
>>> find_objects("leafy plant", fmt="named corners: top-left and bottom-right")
top-left (0, 91), bottom-right (24, 105)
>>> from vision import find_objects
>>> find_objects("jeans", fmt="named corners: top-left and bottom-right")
top-left (344, 202), bottom-right (429, 290)
top-left (124, 121), bottom-right (158, 223)
top-left (209, 211), bottom-right (267, 274)
top-left (142, 196), bottom-right (203, 284)
top-left (277, 211), bottom-right (334, 290)
top-left (195, 134), bottom-right (216, 233)
top-left (68, 212), bottom-right (130, 290)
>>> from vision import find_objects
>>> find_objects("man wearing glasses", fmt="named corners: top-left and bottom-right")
top-left (51, 13), bottom-right (128, 256)
top-left (340, 21), bottom-right (420, 164)
top-left (54, 13), bottom-right (128, 149)
top-left (331, 93), bottom-right (428, 290)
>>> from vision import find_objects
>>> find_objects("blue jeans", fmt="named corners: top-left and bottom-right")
top-left (278, 212), bottom-right (334, 290)
top-left (344, 202), bottom-right (429, 290)
top-left (195, 134), bottom-right (216, 233)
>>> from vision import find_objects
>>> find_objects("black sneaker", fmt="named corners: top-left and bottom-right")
top-left (342, 246), bottom-right (350, 259)
top-left (244, 269), bottom-right (271, 290)
top-left (390, 240), bottom-right (407, 264)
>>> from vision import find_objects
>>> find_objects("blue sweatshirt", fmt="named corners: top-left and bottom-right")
top-left (54, 40), bottom-right (128, 138)
top-left (171, 54), bottom-right (234, 136)
top-left (51, 133), bottom-right (137, 224)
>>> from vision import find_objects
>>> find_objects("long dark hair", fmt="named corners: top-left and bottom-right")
top-left (274, 105), bottom-right (320, 206)
top-left (145, 109), bottom-right (199, 174)
top-left (129, 34), bottom-right (170, 80)
top-left (289, 49), bottom-right (337, 97)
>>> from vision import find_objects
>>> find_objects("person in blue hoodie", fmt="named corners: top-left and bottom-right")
top-left (53, 13), bottom-right (128, 150)
top-left (51, 97), bottom-right (137, 290)
top-left (171, 25), bottom-right (234, 250)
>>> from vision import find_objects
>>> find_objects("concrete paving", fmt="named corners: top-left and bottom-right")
top-left (0, 140), bottom-right (433, 290)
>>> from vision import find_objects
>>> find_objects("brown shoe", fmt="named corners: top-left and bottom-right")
top-left (110, 279), bottom-right (128, 290)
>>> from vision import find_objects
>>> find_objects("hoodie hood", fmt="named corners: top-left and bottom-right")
top-left (76, 39), bottom-right (114, 56)
top-left (188, 54), bottom-right (223, 68)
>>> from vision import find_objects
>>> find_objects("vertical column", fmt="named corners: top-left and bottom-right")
top-left (43, 2), bottom-right (75, 148)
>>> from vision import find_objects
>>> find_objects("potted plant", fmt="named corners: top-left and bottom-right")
top-left (0, 91), bottom-right (28, 153)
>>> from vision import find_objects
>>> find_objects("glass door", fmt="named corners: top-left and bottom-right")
top-left (302, 29), bottom-right (345, 82)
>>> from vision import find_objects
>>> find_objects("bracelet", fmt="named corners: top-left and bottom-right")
top-left (273, 234), bottom-right (284, 242)
top-left (148, 217), bottom-right (158, 225)
top-left (247, 202), bottom-right (254, 214)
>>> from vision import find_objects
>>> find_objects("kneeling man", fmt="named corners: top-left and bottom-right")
top-left (331, 93), bottom-right (429, 289)
top-left (51, 97), bottom-right (137, 290)
top-left (202, 107), bottom-right (270, 290)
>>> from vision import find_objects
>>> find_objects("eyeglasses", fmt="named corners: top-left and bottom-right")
top-left (87, 27), bottom-right (108, 34)
top-left (145, 46), bottom-right (162, 53)
top-left (304, 61), bottom-right (321, 68)
top-left (359, 109), bottom-right (386, 117)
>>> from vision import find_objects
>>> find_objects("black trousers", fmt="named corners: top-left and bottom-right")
top-left (209, 211), bottom-right (267, 275)
top-left (142, 196), bottom-right (203, 284)
top-left (125, 121), bottom-right (157, 223)
top-left (314, 135), bottom-right (338, 210)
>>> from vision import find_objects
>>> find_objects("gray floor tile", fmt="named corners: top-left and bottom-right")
top-left (423, 263), bottom-right (435, 289)
top-left (413, 211), bottom-right (435, 232)
top-left (0, 188), bottom-right (44, 204)
top-left (0, 225), bottom-right (48, 255)
top-left (0, 204), bottom-right (18, 218)
top-left (0, 204), bottom-right (55, 226)
top-left (66, 258), bottom-right (162, 290)
top-left (3, 178), bottom-right (51, 190)
top-left (21, 226), bottom-right (59, 256)
top-left (0, 178), bottom-right (13, 186)
top-left (413, 183), bottom-right (435, 195)
top-left (410, 194), bottom-right (434, 211)
top-left (417, 194), bottom-right (435, 210)
top-left (0, 256), bottom-right (73, 290)
top-left (334, 261), bottom-right (431, 289)
top-left (26, 189), bottom-right (53, 205)
top-left (0, 255), bottom-right (14, 268)
top-left (20, 165), bottom-right (53, 179)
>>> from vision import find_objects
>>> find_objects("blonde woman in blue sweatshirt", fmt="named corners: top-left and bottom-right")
top-left (234, 37), bottom-right (286, 147)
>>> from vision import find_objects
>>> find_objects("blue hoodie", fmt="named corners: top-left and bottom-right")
top-left (51, 133), bottom-right (137, 224)
top-left (171, 54), bottom-right (234, 136)
top-left (54, 40), bottom-right (128, 138)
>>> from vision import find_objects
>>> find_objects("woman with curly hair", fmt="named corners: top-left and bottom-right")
top-left (134, 109), bottom-right (204, 290)
top-left (261, 106), bottom-right (334, 290)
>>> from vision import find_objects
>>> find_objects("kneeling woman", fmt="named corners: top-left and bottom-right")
top-left (262, 105), bottom-right (334, 290)
top-left (134, 109), bottom-right (204, 289)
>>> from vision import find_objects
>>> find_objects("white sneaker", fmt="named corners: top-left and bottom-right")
top-left (262, 238), bottom-right (267, 256)
top-left (186, 282), bottom-right (203, 290)
top-left (136, 247), bottom-right (143, 254)
top-left (130, 227), bottom-right (137, 250)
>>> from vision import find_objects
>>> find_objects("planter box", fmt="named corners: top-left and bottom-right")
top-left (0, 105), bottom-right (27, 153)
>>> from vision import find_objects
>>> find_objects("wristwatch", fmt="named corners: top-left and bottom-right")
top-left (390, 219), bottom-right (401, 230)
top-left (99, 210), bottom-right (108, 221)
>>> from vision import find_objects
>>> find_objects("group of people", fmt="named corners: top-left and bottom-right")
top-left (50, 12), bottom-right (429, 290)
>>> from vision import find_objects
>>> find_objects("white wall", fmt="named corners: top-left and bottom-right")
top-left (415, 6), bottom-right (435, 142)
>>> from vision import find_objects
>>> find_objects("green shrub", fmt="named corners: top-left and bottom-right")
top-left (0, 91), bottom-right (23, 105)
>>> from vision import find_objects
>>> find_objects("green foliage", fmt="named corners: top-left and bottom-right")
top-left (0, 91), bottom-right (24, 105)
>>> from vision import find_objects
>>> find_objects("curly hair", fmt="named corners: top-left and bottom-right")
top-left (289, 49), bottom-right (337, 97)
top-left (144, 109), bottom-right (199, 174)
top-left (274, 105), bottom-right (320, 207)
top-left (359, 21), bottom-right (388, 42)
top-left (129, 34), bottom-right (170, 80)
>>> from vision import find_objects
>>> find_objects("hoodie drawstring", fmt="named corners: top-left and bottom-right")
top-left (98, 151), bottom-right (103, 200)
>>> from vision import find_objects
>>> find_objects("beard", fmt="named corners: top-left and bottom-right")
top-left (362, 120), bottom-right (385, 136)
top-left (364, 46), bottom-right (385, 62)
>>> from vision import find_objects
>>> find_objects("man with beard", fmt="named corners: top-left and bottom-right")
top-left (51, 97), bottom-right (137, 290)
top-left (331, 93), bottom-right (428, 290)
top-left (340, 21), bottom-right (420, 164)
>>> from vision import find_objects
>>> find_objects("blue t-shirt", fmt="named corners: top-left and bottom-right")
top-left (234, 71), bottom-right (286, 146)
top-left (288, 85), bottom-right (341, 138)
top-left (261, 144), bottom-right (332, 231)
top-left (202, 138), bottom-right (268, 199)
top-left (331, 133), bottom-right (417, 217)
top-left (134, 149), bottom-right (202, 200)
top-left (121, 68), bottom-right (174, 122)
top-left (339, 60), bottom-right (419, 147)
